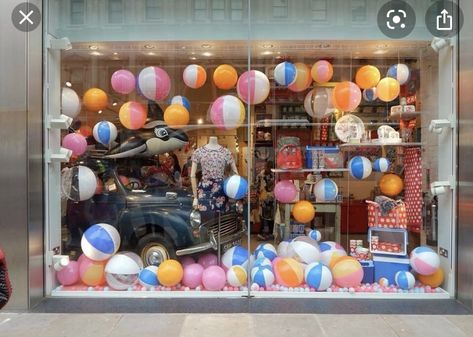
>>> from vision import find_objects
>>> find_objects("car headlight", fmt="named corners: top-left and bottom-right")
top-left (190, 209), bottom-right (201, 228)
top-left (236, 200), bottom-right (244, 214)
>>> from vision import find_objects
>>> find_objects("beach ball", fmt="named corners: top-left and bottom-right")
top-left (139, 266), bottom-right (159, 288)
top-left (180, 256), bottom-right (195, 268)
top-left (333, 81), bottom-right (362, 112)
top-left (164, 104), bottom-right (189, 129)
top-left (105, 253), bottom-right (141, 290)
top-left (319, 241), bottom-right (347, 268)
top-left (288, 237), bottom-right (321, 264)
top-left (137, 66), bottom-right (171, 101)
top-left (56, 261), bottom-right (80, 286)
top-left (395, 271), bottom-right (415, 290)
top-left (418, 267), bottom-right (444, 288)
top-left (304, 88), bottom-right (335, 119)
top-left (170, 95), bottom-right (191, 111)
top-left (308, 229), bottom-right (322, 242)
top-left (349, 156), bottom-right (372, 180)
top-left (111, 69), bottom-right (136, 95)
top-left (93, 121), bottom-right (118, 146)
top-left (379, 173), bottom-right (403, 197)
top-left (210, 95), bottom-right (245, 130)
top-left (198, 253), bottom-right (218, 268)
top-left (183, 64), bottom-right (207, 89)
top-left (311, 60), bottom-right (333, 84)
top-left (363, 88), bottom-right (378, 102)
top-left (387, 63), bottom-right (410, 85)
top-left (254, 257), bottom-right (272, 269)
top-left (273, 258), bottom-right (304, 287)
top-left (221, 245), bottom-right (249, 270)
top-left (292, 201), bottom-right (315, 223)
top-left (237, 70), bottom-right (270, 105)
top-left (79, 257), bottom-right (106, 286)
top-left (121, 251), bottom-right (144, 270)
top-left (119, 101), bottom-right (147, 130)
top-left (314, 178), bottom-right (338, 202)
top-left (251, 265), bottom-right (275, 288)
top-left (254, 243), bottom-right (277, 261)
top-left (213, 64), bottom-right (238, 90)
top-left (355, 65), bottom-right (381, 89)
top-left (378, 277), bottom-right (390, 287)
top-left (223, 175), bottom-right (248, 200)
top-left (61, 166), bottom-right (97, 202)
top-left (373, 157), bottom-right (390, 173)
top-left (157, 259), bottom-right (183, 287)
top-left (227, 265), bottom-right (247, 287)
top-left (61, 87), bottom-right (81, 119)
top-left (62, 133), bottom-right (87, 156)
top-left (83, 88), bottom-right (108, 112)
top-left (331, 256), bottom-right (363, 288)
top-left (274, 61), bottom-right (297, 86)
top-left (182, 263), bottom-right (204, 288)
top-left (202, 265), bottom-right (226, 291)
top-left (288, 63), bottom-right (312, 92)
top-left (277, 241), bottom-right (291, 258)
top-left (410, 246), bottom-right (440, 276)
top-left (376, 77), bottom-right (400, 102)
top-left (81, 223), bottom-right (120, 261)
top-left (274, 180), bottom-right (297, 203)
top-left (305, 262), bottom-right (332, 291)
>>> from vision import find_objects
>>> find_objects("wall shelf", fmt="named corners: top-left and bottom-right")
top-left (271, 168), bottom-right (348, 173)
top-left (340, 142), bottom-right (423, 148)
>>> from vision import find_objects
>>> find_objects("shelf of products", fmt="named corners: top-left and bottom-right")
top-left (340, 142), bottom-right (422, 148)
top-left (368, 227), bottom-right (408, 257)
top-left (271, 168), bottom-right (348, 173)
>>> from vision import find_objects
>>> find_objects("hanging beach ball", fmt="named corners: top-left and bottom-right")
top-left (305, 262), bottom-right (333, 291)
top-left (93, 121), bottom-right (118, 146)
top-left (288, 63), bottom-right (312, 92)
top-left (227, 265), bottom-right (247, 287)
top-left (62, 133), bottom-right (88, 156)
top-left (410, 246), bottom-right (440, 276)
top-left (311, 60), bottom-right (333, 84)
top-left (213, 64), bottom-right (238, 90)
top-left (221, 245), bottom-right (249, 270)
top-left (170, 95), bottom-right (191, 111)
top-left (304, 87), bottom-right (335, 118)
top-left (376, 77), bottom-right (400, 102)
top-left (237, 70), bottom-right (270, 105)
top-left (355, 65), bottom-right (381, 89)
top-left (362, 87), bottom-right (378, 102)
top-left (379, 173), bottom-right (403, 197)
top-left (349, 156), bottom-right (372, 180)
top-left (61, 87), bottom-right (81, 119)
top-left (119, 101), bottom-right (147, 130)
top-left (137, 66), bottom-right (171, 101)
top-left (387, 63), bottom-right (410, 85)
top-left (251, 264), bottom-right (275, 288)
top-left (105, 253), bottom-right (142, 290)
top-left (333, 81), bottom-right (362, 112)
top-left (164, 104), bottom-right (190, 129)
top-left (83, 88), bottom-right (108, 112)
top-left (61, 165), bottom-right (97, 202)
top-left (81, 223), bottom-right (120, 261)
top-left (292, 200), bottom-right (316, 223)
top-left (210, 95), bottom-right (245, 130)
top-left (373, 157), bottom-right (391, 172)
top-left (308, 229), bottom-right (322, 242)
top-left (274, 61), bottom-right (297, 86)
top-left (183, 64), bottom-right (207, 89)
top-left (223, 175), bottom-right (248, 200)
top-left (274, 180), bottom-right (297, 203)
top-left (111, 69), bottom-right (136, 95)
top-left (254, 243), bottom-right (278, 261)
top-left (139, 265), bottom-right (159, 288)
top-left (313, 178), bottom-right (338, 202)
top-left (395, 271), bottom-right (416, 290)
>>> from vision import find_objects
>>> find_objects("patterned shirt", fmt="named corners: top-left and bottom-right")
top-left (191, 146), bottom-right (234, 180)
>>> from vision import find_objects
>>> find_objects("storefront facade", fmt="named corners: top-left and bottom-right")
top-left (1, 0), bottom-right (473, 310)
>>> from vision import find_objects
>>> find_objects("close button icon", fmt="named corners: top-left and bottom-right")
top-left (11, 2), bottom-right (41, 32)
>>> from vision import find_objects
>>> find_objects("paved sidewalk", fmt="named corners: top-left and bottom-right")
top-left (0, 313), bottom-right (472, 337)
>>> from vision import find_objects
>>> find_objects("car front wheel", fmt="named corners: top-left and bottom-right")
top-left (137, 233), bottom-right (176, 267)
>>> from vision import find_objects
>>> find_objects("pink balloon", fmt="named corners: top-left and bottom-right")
top-left (180, 256), bottom-right (196, 268)
top-left (111, 69), bottom-right (136, 95)
top-left (274, 180), bottom-right (298, 203)
top-left (56, 261), bottom-right (80, 286)
top-left (182, 263), bottom-right (204, 288)
top-left (202, 266), bottom-right (226, 291)
top-left (62, 133), bottom-right (88, 156)
top-left (198, 253), bottom-right (218, 268)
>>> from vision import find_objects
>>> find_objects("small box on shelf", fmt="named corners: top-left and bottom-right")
top-left (368, 227), bottom-right (408, 256)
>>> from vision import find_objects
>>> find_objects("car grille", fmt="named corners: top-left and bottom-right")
top-left (207, 212), bottom-right (241, 238)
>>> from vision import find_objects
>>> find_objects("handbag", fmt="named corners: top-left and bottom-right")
top-left (276, 137), bottom-right (302, 169)
top-left (0, 249), bottom-right (12, 309)
top-left (366, 200), bottom-right (407, 229)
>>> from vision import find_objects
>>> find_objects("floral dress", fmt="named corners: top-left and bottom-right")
top-left (192, 146), bottom-right (234, 213)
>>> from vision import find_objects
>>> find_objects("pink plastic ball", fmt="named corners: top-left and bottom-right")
top-left (274, 180), bottom-right (298, 203)
top-left (198, 253), bottom-right (218, 268)
top-left (111, 69), bottom-right (136, 95)
top-left (180, 256), bottom-right (196, 268)
top-left (182, 263), bottom-right (204, 288)
top-left (56, 261), bottom-right (80, 286)
top-left (62, 133), bottom-right (87, 156)
top-left (202, 266), bottom-right (227, 291)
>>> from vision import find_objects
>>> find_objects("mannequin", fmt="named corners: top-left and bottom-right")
top-left (191, 136), bottom-right (238, 210)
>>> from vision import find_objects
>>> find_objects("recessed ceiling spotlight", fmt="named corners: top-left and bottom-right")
top-left (373, 49), bottom-right (388, 55)
top-left (98, 110), bottom-right (103, 114)
top-left (65, 81), bottom-right (72, 87)
top-left (319, 43), bottom-right (331, 48)
top-left (202, 52), bottom-right (213, 57)
top-left (262, 51), bottom-right (273, 56)
top-left (89, 45), bottom-right (99, 50)
top-left (112, 102), bottom-right (118, 106)
top-left (144, 44), bottom-right (155, 49)
top-left (375, 43), bottom-right (389, 49)
top-left (147, 52), bottom-right (156, 56)
top-left (190, 56), bottom-right (197, 60)
top-left (201, 43), bottom-right (212, 49)
top-left (90, 51), bottom-right (103, 56)
top-left (262, 43), bottom-right (274, 49)
top-left (275, 55), bottom-right (282, 59)
top-left (113, 52), bottom-right (118, 55)
top-left (197, 118), bottom-right (203, 125)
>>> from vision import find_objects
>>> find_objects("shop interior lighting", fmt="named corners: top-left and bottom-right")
top-left (262, 51), bottom-right (273, 56)
top-left (90, 51), bottom-right (103, 56)
top-left (113, 52), bottom-right (118, 55)
top-left (190, 56), bottom-right (197, 60)
top-left (144, 44), bottom-right (155, 49)
top-left (89, 45), bottom-right (99, 50)
top-left (147, 52), bottom-right (156, 56)
top-left (197, 118), bottom-right (203, 125)
top-left (201, 43), bottom-right (212, 49)
top-left (112, 102), bottom-right (118, 106)
top-left (65, 81), bottom-right (72, 87)
top-left (202, 52), bottom-right (213, 57)
top-left (262, 43), bottom-right (274, 49)
top-left (98, 110), bottom-right (103, 114)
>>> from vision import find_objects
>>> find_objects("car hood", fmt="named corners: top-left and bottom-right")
top-left (126, 186), bottom-right (193, 209)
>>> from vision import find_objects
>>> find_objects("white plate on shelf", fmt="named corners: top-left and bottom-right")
top-left (334, 114), bottom-right (365, 143)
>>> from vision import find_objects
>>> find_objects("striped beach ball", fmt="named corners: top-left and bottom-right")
top-left (81, 223), bottom-right (120, 261)
top-left (61, 166), bottom-right (97, 202)
top-left (362, 87), bottom-right (378, 102)
top-left (373, 157), bottom-right (391, 173)
top-left (377, 77), bottom-right (400, 102)
top-left (277, 241), bottom-right (291, 258)
top-left (288, 237), bottom-right (321, 264)
top-left (254, 243), bottom-right (278, 261)
top-left (378, 277), bottom-right (390, 287)
top-left (223, 175), bottom-right (248, 200)
top-left (395, 271), bottom-right (415, 290)
top-left (349, 156), bottom-right (372, 180)
top-left (139, 266), bottom-right (159, 288)
top-left (227, 265), bottom-right (248, 287)
top-left (93, 121), bottom-right (118, 146)
top-left (137, 66), bottom-right (171, 101)
top-left (251, 264), bottom-right (275, 288)
top-left (105, 253), bottom-right (141, 290)
top-left (111, 69), bottom-right (136, 95)
top-left (319, 241), bottom-right (347, 268)
top-left (304, 87), bottom-right (335, 118)
top-left (331, 256), bottom-right (364, 288)
top-left (61, 87), bottom-right (81, 119)
top-left (237, 70), bottom-right (270, 105)
top-left (311, 60), bottom-right (333, 84)
top-left (305, 262), bottom-right (333, 291)
top-left (308, 229), bottom-right (322, 242)
top-left (274, 61), bottom-right (297, 86)
top-left (253, 257), bottom-right (272, 269)
top-left (410, 246), bottom-right (440, 276)
top-left (387, 63), bottom-right (410, 85)
top-left (288, 63), bottom-right (312, 92)
top-left (79, 256), bottom-right (106, 286)
top-left (221, 245), bottom-right (249, 270)
top-left (273, 257), bottom-right (304, 287)
top-left (170, 95), bottom-right (191, 111)
top-left (183, 64), bottom-right (207, 89)
top-left (314, 178), bottom-right (338, 202)
top-left (210, 95), bottom-right (245, 130)
top-left (333, 81), bottom-right (362, 112)
top-left (119, 101), bottom-right (147, 130)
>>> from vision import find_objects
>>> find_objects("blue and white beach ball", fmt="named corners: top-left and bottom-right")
top-left (362, 87), bottom-right (377, 102)
top-left (93, 121), bottom-right (118, 146)
top-left (313, 178), bottom-right (338, 202)
top-left (170, 95), bottom-right (191, 111)
top-left (253, 257), bottom-right (272, 269)
top-left (395, 271), bottom-right (415, 290)
top-left (274, 61), bottom-right (297, 86)
top-left (223, 175), bottom-right (248, 200)
top-left (254, 243), bottom-right (278, 261)
top-left (410, 246), bottom-right (440, 276)
top-left (81, 223), bottom-right (120, 261)
top-left (221, 245), bottom-right (249, 270)
top-left (349, 156), bottom-right (372, 180)
top-left (308, 229), bottom-right (322, 242)
top-left (373, 157), bottom-right (391, 172)
top-left (227, 265), bottom-right (247, 287)
top-left (251, 264), bottom-right (275, 288)
top-left (105, 253), bottom-right (142, 290)
top-left (305, 262), bottom-right (333, 291)
top-left (138, 265), bottom-right (159, 288)
top-left (387, 63), bottom-right (410, 85)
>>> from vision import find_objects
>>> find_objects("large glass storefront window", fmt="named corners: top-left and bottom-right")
top-left (45, 0), bottom-right (456, 298)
